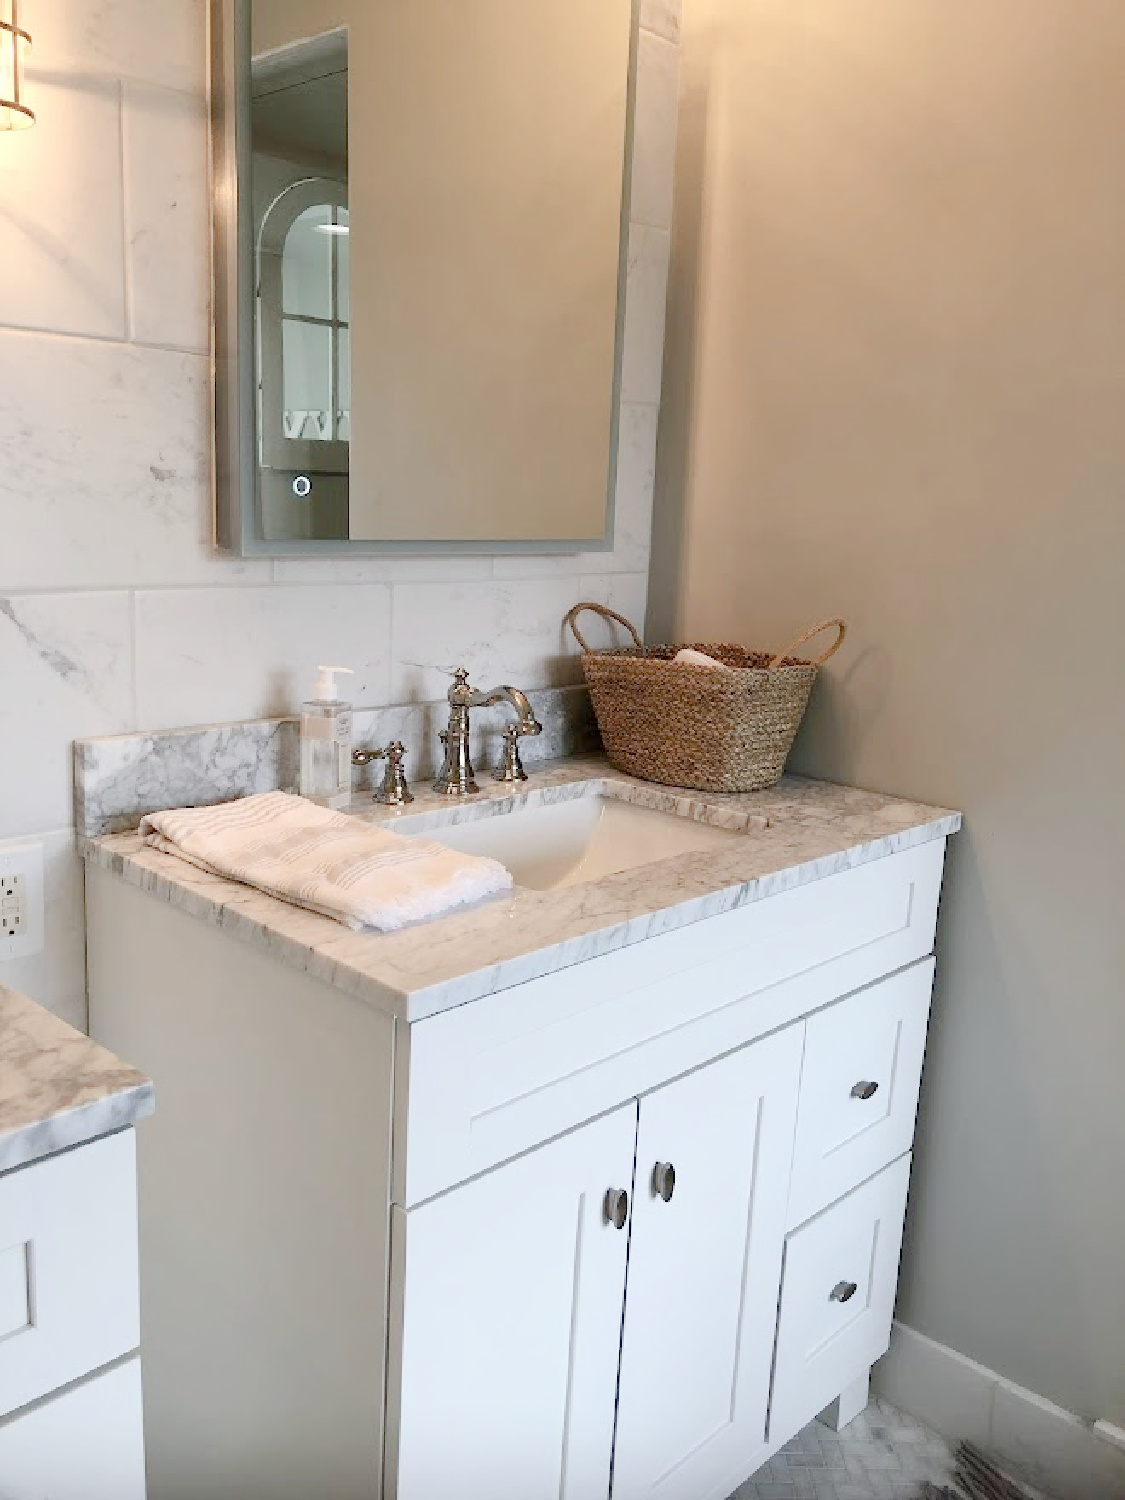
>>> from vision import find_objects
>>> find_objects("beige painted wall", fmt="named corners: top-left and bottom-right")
top-left (653, 0), bottom-right (1125, 1425)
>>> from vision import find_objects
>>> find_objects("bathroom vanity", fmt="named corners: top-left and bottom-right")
top-left (83, 754), bottom-right (958, 1500)
top-left (0, 984), bottom-right (154, 1500)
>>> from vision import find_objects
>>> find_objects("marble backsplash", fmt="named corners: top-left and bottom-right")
top-left (75, 684), bottom-right (600, 838)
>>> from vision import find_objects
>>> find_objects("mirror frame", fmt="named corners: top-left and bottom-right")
top-left (209, 0), bottom-right (640, 558)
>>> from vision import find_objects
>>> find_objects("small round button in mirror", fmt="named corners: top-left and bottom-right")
top-left (292, 474), bottom-right (312, 498)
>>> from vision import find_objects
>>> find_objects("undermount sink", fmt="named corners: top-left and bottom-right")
top-left (416, 792), bottom-right (767, 891)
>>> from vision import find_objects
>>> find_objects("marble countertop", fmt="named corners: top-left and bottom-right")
top-left (81, 755), bottom-right (960, 1025)
top-left (0, 983), bottom-right (155, 1174)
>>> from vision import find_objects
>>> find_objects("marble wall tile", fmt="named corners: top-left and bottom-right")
top-left (0, 592), bottom-right (134, 837)
top-left (620, 225), bottom-right (672, 405)
top-left (0, 78), bottom-right (125, 340)
top-left (0, 830), bottom-right (87, 1034)
top-left (389, 577), bottom-right (585, 704)
top-left (134, 585), bottom-right (393, 729)
top-left (123, 82), bottom-right (210, 352)
top-left (640, 0), bottom-right (682, 45)
top-left (0, 334), bottom-right (265, 592)
top-left (272, 556), bottom-right (495, 585)
top-left (575, 573), bottom-right (652, 644)
top-left (29, 0), bottom-right (207, 97)
top-left (630, 30), bottom-right (682, 231)
top-left (582, 402), bottom-right (660, 575)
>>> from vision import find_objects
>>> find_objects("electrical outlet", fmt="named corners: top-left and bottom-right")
top-left (0, 843), bottom-right (44, 962)
top-left (1, 874), bottom-right (27, 939)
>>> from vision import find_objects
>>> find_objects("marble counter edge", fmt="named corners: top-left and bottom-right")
top-left (0, 1083), bottom-right (157, 1176)
top-left (80, 761), bottom-right (961, 1025)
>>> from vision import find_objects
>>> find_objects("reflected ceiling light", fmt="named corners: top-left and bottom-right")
top-left (0, 0), bottom-right (34, 132)
top-left (315, 223), bottom-right (350, 236)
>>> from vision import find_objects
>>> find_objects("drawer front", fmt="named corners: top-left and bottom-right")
top-left (403, 840), bottom-right (946, 1205)
top-left (0, 1355), bottom-right (147, 1499)
top-left (769, 1154), bottom-right (912, 1448)
top-left (787, 959), bottom-right (934, 1227)
top-left (0, 1130), bottom-right (141, 1419)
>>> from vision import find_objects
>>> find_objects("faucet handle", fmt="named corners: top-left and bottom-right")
top-left (448, 666), bottom-right (474, 705)
top-left (352, 743), bottom-right (414, 806)
top-left (493, 723), bottom-right (529, 784)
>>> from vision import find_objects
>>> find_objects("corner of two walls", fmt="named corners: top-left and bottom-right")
top-left (650, 0), bottom-right (1125, 1454)
top-left (0, 0), bottom-right (683, 1030)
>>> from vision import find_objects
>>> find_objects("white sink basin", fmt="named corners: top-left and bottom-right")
top-left (417, 792), bottom-right (766, 891)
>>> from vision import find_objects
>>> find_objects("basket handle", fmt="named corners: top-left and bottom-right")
top-left (564, 602), bottom-right (645, 655)
top-left (767, 618), bottom-right (847, 670)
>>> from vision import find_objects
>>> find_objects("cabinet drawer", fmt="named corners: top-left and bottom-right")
top-left (769, 1154), bottom-right (912, 1447)
top-left (787, 960), bottom-right (933, 1228)
top-left (0, 1355), bottom-right (147, 1499)
top-left (0, 1131), bottom-right (141, 1419)
top-left (403, 841), bottom-right (946, 1205)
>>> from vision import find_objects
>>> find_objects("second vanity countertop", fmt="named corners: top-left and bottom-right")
top-left (0, 983), bottom-right (155, 1174)
top-left (81, 755), bottom-right (961, 1025)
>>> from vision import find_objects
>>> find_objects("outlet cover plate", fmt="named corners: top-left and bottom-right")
top-left (0, 842), bottom-right (44, 962)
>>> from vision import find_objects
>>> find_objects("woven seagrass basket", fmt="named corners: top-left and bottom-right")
top-left (564, 603), bottom-right (847, 794)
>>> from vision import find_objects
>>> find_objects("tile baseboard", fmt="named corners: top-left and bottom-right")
top-left (873, 1320), bottom-right (1125, 1500)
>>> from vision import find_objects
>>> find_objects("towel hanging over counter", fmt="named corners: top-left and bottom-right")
top-left (140, 791), bottom-right (513, 933)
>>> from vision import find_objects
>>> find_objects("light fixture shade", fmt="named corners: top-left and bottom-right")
top-left (0, 0), bottom-right (34, 131)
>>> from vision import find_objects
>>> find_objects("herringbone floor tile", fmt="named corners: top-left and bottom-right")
top-left (732, 1398), bottom-right (958, 1500)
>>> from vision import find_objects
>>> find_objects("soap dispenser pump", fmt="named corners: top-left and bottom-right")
top-left (300, 665), bottom-right (354, 808)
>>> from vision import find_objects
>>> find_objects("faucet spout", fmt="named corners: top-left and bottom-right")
top-left (468, 685), bottom-right (543, 739)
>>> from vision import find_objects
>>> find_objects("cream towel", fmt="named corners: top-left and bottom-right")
top-left (140, 791), bottom-right (513, 933)
top-left (672, 647), bottom-right (731, 670)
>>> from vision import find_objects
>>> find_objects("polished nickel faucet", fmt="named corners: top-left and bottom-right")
top-left (433, 667), bottom-right (543, 797)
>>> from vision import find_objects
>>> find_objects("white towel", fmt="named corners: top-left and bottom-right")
top-left (672, 647), bottom-right (731, 670)
top-left (140, 791), bottom-right (513, 933)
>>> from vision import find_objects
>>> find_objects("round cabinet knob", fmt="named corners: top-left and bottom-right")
top-left (604, 1188), bottom-right (629, 1231)
top-left (651, 1162), bottom-right (676, 1203)
top-left (850, 1080), bottom-right (879, 1101)
top-left (830, 1280), bottom-right (859, 1304)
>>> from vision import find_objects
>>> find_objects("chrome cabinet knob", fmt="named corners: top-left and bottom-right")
top-left (830, 1280), bottom-right (859, 1303)
top-left (850, 1080), bottom-right (879, 1101)
top-left (604, 1188), bottom-right (629, 1230)
top-left (651, 1162), bottom-right (676, 1203)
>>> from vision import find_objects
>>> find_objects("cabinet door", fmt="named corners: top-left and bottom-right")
top-left (389, 1104), bottom-right (638, 1500)
top-left (612, 1028), bottom-right (804, 1500)
top-left (0, 1356), bottom-right (147, 1500)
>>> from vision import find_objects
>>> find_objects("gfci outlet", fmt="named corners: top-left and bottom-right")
top-left (0, 842), bottom-right (45, 962)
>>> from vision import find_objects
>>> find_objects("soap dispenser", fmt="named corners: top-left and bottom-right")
top-left (300, 665), bottom-right (354, 808)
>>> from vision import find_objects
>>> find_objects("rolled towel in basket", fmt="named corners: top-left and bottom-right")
top-left (672, 647), bottom-right (732, 670)
top-left (140, 791), bottom-right (512, 933)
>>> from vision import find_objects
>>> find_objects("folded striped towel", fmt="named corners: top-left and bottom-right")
top-left (140, 791), bottom-right (513, 933)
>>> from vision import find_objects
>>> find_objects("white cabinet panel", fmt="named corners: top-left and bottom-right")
top-left (612, 1028), bottom-right (804, 1500)
top-left (0, 1356), bottom-right (146, 1500)
top-left (404, 841), bottom-right (946, 1205)
top-left (787, 960), bottom-right (934, 1227)
top-left (770, 1154), bottom-right (913, 1448)
top-left (389, 1105), bottom-right (638, 1500)
top-left (0, 1132), bottom-right (140, 1420)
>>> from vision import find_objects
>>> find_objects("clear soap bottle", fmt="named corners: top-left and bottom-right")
top-left (299, 665), bottom-right (354, 808)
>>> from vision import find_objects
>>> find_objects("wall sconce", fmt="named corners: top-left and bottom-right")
top-left (1, 0), bottom-right (34, 131)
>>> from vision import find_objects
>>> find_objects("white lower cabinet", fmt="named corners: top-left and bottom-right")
top-left (769, 1153), bottom-right (914, 1446)
top-left (612, 1029), bottom-right (803, 1500)
top-left (389, 1105), bottom-right (638, 1500)
top-left (0, 1356), bottom-right (147, 1500)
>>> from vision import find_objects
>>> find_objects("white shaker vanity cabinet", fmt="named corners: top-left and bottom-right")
top-left (0, 983), bottom-right (154, 1500)
top-left (84, 780), bottom-right (956, 1500)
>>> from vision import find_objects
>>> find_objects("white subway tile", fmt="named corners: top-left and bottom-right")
top-left (134, 585), bottom-right (393, 729)
top-left (0, 333), bottom-right (265, 592)
top-left (389, 578), bottom-right (584, 704)
top-left (0, 829), bottom-right (87, 1033)
top-left (0, 78), bottom-right (125, 340)
top-left (620, 224), bottom-right (671, 405)
top-left (630, 30), bottom-right (681, 231)
top-left (124, 82), bottom-right (210, 352)
top-left (0, 593), bottom-right (134, 838)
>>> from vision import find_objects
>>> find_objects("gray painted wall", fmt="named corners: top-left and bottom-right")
top-left (652, 0), bottom-right (1125, 1426)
